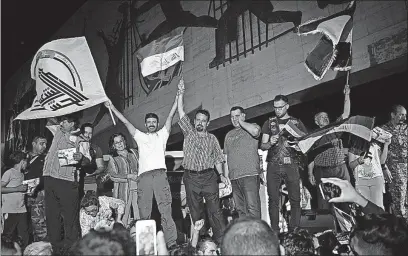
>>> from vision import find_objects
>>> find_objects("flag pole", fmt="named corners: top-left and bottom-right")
top-left (108, 105), bottom-right (116, 126)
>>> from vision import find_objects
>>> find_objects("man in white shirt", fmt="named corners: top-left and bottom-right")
top-left (106, 89), bottom-right (179, 248)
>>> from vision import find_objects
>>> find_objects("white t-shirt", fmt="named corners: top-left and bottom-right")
top-left (1, 168), bottom-right (26, 214)
top-left (133, 127), bottom-right (169, 175)
top-left (356, 143), bottom-right (383, 179)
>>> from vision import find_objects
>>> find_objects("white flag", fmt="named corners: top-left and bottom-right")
top-left (15, 37), bottom-right (108, 120)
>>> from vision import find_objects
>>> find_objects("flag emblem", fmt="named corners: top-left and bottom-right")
top-left (137, 28), bottom-right (184, 95)
top-left (298, 0), bottom-right (356, 80)
top-left (15, 37), bottom-right (109, 120)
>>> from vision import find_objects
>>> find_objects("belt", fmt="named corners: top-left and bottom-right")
top-left (185, 168), bottom-right (214, 174)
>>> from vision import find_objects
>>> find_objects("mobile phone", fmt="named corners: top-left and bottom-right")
top-left (136, 219), bottom-right (157, 255)
top-left (319, 182), bottom-right (341, 201)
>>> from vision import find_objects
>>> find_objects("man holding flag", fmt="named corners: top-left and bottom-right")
top-left (14, 36), bottom-right (112, 251)
top-left (307, 83), bottom-right (351, 210)
top-left (260, 94), bottom-right (308, 233)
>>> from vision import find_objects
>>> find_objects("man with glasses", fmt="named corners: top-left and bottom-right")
top-left (307, 84), bottom-right (350, 210)
top-left (261, 94), bottom-right (307, 233)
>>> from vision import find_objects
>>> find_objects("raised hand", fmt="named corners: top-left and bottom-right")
top-left (178, 78), bottom-right (185, 91)
top-left (343, 84), bottom-right (350, 95)
top-left (194, 219), bottom-right (205, 231)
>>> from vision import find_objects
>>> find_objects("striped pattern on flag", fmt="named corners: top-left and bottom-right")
top-left (297, 0), bottom-right (356, 80)
top-left (284, 120), bottom-right (307, 138)
top-left (298, 115), bottom-right (374, 153)
top-left (137, 28), bottom-right (184, 95)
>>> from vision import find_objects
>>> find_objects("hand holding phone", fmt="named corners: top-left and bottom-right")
top-left (319, 182), bottom-right (341, 201)
top-left (136, 220), bottom-right (157, 255)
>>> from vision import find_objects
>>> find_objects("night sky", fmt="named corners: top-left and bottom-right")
top-left (1, 0), bottom-right (86, 85)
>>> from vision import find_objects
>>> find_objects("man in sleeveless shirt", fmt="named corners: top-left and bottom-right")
top-left (261, 95), bottom-right (307, 232)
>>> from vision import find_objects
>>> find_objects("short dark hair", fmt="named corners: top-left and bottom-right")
top-left (80, 190), bottom-right (99, 209)
top-left (32, 136), bottom-right (47, 144)
top-left (281, 228), bottom-right (315, 256)
top-left (351, 213), bottom-right (408, 256)
top-left (80, 123), bottom-right (93, 134)
top-left (71, 229), bottom-right (126, 256)
top-left (230, 106), bottom-right (245, 114)
top-left (195, 109), bottom-right (210, 121)
top-left (145, 113), bottom-right (159, 122)
top-left (59, 112), bottom-right (81, 129)
top-left (221, 217), bottom-right (280, 255)
top-left (274, 94), bottom-right (289, 104)
top-left (9, 151), bottom-right (27, 166)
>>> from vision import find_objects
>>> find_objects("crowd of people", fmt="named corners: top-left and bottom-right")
top-left (1, 78), bottom-right (407, 255)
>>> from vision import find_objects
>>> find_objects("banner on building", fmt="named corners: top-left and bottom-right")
top-left (137, 28), bottom-right (184, 95)
top-left (298, 0), bottom-right (356, 80)
top-left (298, 115), bottom-right (374, 154)
top-left (15, 37), bottom-right (109, 120)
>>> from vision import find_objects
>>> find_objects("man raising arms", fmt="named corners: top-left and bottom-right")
top-left (177, 79), bottom-right (227, 244)
top-left (106, 89), bottom-right (179, 248)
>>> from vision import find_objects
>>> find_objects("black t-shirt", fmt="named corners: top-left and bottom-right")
top-left (261, 116), bottom-right (308, 164)
top-left (24, 154), bottom-right (46, 191)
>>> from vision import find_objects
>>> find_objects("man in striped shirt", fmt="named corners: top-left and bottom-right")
top-left (177, 79), bottom-right (227, 244)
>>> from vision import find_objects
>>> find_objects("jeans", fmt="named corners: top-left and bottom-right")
top-left (183, 169), bottom-right (226, 244)
top-left (44, 177), bottom-right (80, 252)
top-left (2, 212), bottom-right (29, 248)
top-left (356, 176), bottom-right (385, 210)
top-left (137, 169), bottom-right (177, 247)
top-left (231, 175), bottom-right (261, 218)
top-left (266, 163), bottom-right (301, 232)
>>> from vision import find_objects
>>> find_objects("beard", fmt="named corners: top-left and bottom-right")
top-left (196, 126), bottom-right (204, 132)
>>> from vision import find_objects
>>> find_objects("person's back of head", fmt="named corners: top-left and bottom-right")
top-left (351, 213), bottom-right (408, 256)
top-left (281, 228), bottom-right (315, 256)
top-left (71, 229), bottom-right (125, 255)
top-left (221, 217), bottom-right (280, 255)
top-left (23, 241), bottom-right (52, 255)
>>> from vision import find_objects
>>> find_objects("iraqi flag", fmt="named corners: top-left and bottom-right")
top-left (137, 28), bottom-right (184, 96)
top-left (14, 37), bottom-right (109, 120)
top-left (298, 0), bottom-right (356, 80)
top-left (298, 115), bottom-right (374, 154)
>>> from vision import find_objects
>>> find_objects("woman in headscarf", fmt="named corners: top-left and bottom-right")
top-left (102, 133), bottom-right (139, 225)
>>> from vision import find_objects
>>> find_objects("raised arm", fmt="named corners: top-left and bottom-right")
top-left (105, 102), bottom-right (138, 136)
top-left (260, 133), bottom-right (272, 151)
top-left (46, 117), bottom-right (60, 136)
top-left (239, 118), bottom-right (261, 138)
top-left (165, 94), bottom-right (179, 132)
top-left (177, 79), bottom-right (186, 119)
top-left (341, 84), bottom-right (351, 120)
